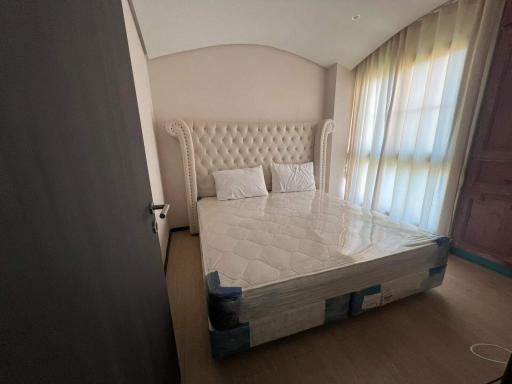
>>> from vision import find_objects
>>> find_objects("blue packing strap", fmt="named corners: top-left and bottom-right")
top-left (434, 236), bottom-right (451, 247)
top-left (210, 322), bottom-right (250, 360)
top-left (350, 284), bottom-right (381, 316)
top-left (429, 264), bottom-right (447, 276)
top-left (206, 271), bottom-right (242, 298)
top-left (206, 271), bottom-right (242, 330)
top-left (325, 294), bottom-right (350, 324)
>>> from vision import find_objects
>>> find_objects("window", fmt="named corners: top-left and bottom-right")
top-left (346, 24), bottom-right (469, 233)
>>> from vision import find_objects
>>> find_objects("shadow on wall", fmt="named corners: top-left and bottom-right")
top-left (149, 44), bottom-right (327, 228)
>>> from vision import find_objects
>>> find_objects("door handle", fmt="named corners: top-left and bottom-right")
top-left (149, 202), bottom-right (170, 219)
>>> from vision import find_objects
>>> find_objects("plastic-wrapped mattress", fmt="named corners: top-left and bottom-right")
top-left (197, 191), bottom-right (449, 358)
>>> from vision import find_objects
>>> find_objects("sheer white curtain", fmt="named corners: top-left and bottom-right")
top-left (345, 0), bottom-right (504, 234)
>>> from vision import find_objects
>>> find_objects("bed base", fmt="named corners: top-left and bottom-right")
top-left (209, 264), bottom-right (447, 359)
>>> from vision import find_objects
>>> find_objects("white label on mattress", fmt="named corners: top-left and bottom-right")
top-left (381, 271), bottom-right (429, 305)
top-left (362, 293), bottom-right (382, 310)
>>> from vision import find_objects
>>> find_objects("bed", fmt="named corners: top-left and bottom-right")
top-left (168, 119), bottom-right (450, 359)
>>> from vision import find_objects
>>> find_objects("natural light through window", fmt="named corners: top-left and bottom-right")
top-left (347, 49), bottom-right (467, 233)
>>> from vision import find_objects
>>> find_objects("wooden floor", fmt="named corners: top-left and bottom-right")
top-left (166, 231), bottom-right (512, 384)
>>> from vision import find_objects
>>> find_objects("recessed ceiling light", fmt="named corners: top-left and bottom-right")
top-left (352, 14), bottom-right (361, 21)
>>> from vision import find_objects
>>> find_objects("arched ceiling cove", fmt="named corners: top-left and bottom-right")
top-left (130, 0), bottom-right (447, 69)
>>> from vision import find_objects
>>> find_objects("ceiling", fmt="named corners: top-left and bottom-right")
top-left (131, 0), bottom-right (447, 69)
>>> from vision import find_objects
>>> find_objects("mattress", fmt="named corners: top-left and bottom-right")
top-left (197, 191), bottom-right (449, 353)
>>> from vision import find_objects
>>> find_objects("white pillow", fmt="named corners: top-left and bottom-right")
top-left (213, 166), bottom-right (268, 201)
top-left (271, 162), bottom-right (316, 193)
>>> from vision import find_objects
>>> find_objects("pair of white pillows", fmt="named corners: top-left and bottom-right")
top-left (212, 163), bottom-right (316, 201)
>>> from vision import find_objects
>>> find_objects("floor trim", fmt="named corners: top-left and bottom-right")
top-left (164, 226), bottom-right (190, 274)
top-left (451, 247), bottom-right (512, 278)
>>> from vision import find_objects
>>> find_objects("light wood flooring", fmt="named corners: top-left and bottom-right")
top-left (166, 231), bottom-right (512, 384)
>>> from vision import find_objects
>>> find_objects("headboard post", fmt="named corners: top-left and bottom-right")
top-left (315, 119), bottom-right (334, 192)
top-left (166, 120), bottom-right (199, 234)
top-left (167, 119), bottom-right (334, 234)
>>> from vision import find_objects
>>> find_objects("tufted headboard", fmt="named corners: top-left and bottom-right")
top-left (167, 119), bottom-right (334, 233)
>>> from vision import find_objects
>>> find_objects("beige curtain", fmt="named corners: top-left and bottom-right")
top-left (345, 0), bottom-right (504, 234)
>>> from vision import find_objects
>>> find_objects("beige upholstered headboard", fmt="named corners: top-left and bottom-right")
top-left (167, 119), bottom-right (334, 233)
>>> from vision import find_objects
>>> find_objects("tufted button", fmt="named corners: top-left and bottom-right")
top-left (189, 121), bottom-right (317, 196)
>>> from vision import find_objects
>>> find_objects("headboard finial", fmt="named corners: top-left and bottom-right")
top-left (167, 119), bottom-right (334, 234)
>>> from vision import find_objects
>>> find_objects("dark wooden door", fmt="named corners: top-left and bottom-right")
top-left (453, 0), bottom-right (512, 267)
top-left (0, 1), bottom-right (178, 383)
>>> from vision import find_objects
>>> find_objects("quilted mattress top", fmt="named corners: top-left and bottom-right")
top-left (197, 191), bottom-right (444, 291)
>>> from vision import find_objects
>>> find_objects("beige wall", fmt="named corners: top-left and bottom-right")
top-left (324, 64), bottom-right (355, 198)
top-left (124, 2), bottom-right (356, 247)
top-left (122, 0), bottom-right (169, 261)
top-left (149, 45), bottom-right (328, 227)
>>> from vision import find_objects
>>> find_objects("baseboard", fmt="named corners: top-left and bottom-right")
top-left (164, 226), bottom-right (190, 275)
top-left (451, 247), bottom-right (512, 278)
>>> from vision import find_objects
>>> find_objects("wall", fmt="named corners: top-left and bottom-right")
top-left (149, 45), bottom-right (328, 227)
top-left (324, 64), bottom-right (355, 197)
top-left (122, 0), bottom-right (168, 260)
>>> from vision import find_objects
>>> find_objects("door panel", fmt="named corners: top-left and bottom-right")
top-left (503, 0), bottom-right (512, 26)
top-left (484, 28), bottom-right (512, 151)
top-left (462, 197), bottom-right (512, 255)
top-left (0, 1), bottom-right (178, 383)
top-left (477, 162), bottom-right (512, 185)
top-left (453, 0), bottom-right (512, 267)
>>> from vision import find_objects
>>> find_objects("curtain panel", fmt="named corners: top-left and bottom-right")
top-left (345, 0), bottom-right (505, 234)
